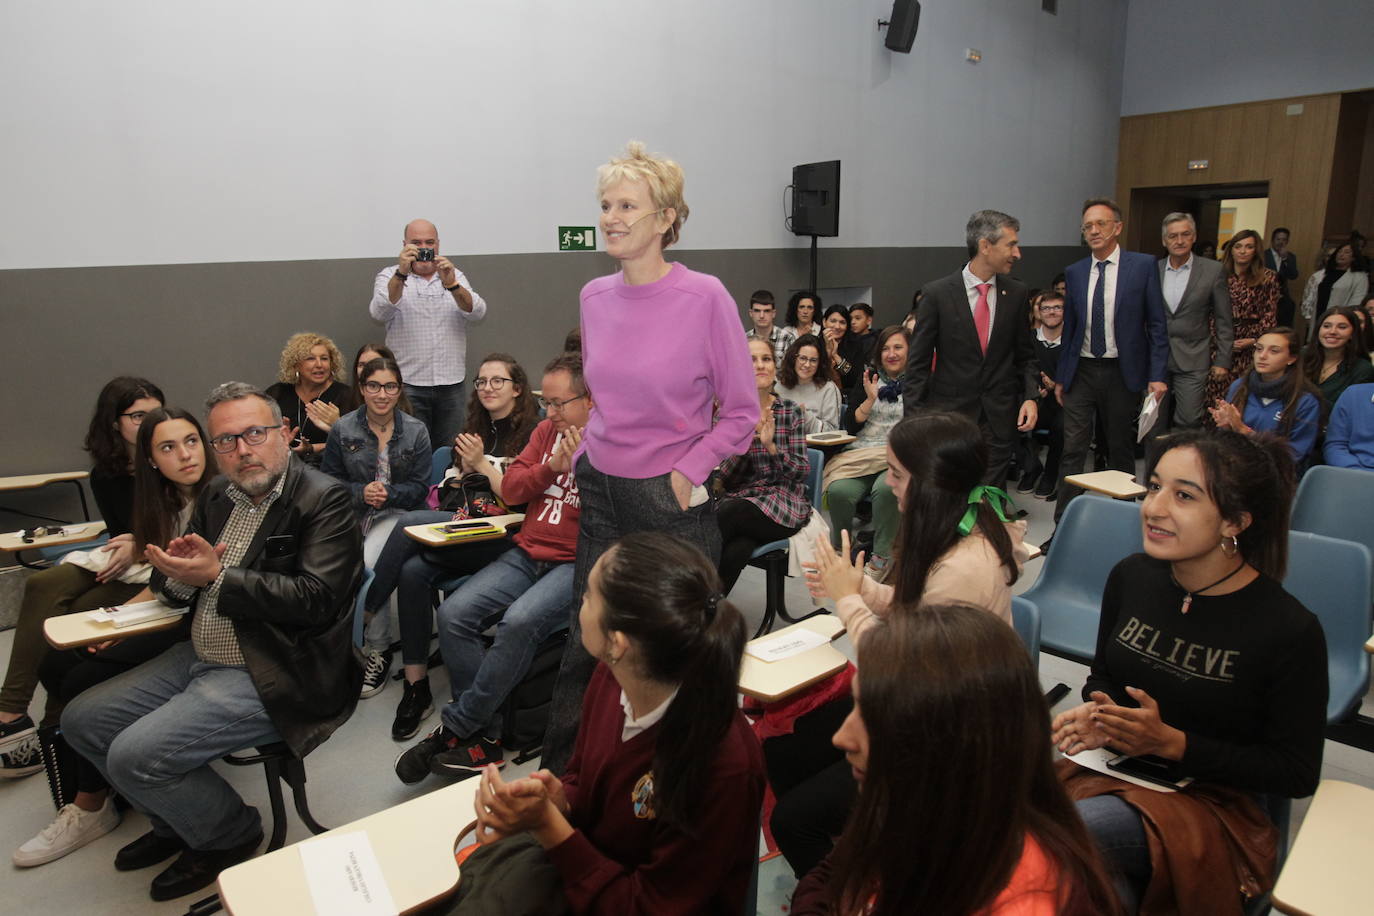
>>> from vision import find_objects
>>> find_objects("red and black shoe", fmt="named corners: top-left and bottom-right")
top-left (430, 734), bottom-right (504, 778)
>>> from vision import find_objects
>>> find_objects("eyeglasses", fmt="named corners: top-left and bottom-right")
top-left (795, 355), bottom-right (820, 366)
top-left (474, 377), bottom-right (513, 391)
top-left (120, 410), bottom-right (150, 424)
top-left (210, 425), bottom-right (277, 453)
top-left (537, 394), bottom-right (586, 412)
top-left (1039, 305), bottom-right (1063, 313)
top-left (1081, 219), bottom-right (1119, 233)
top-left (363, 381), bottom-right (401, 395)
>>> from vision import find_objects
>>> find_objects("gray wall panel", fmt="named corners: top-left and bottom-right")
top-left (3, 244), bottom-right (1081, 494)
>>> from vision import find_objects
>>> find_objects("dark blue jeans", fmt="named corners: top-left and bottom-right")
top-left (437, 546), bottom-right (574, 739)
top-left (405, 381), bottom-right (465, 452)
top-left (539, 455), bottom-right (721, 775)
top-left (366, 509), bottom-right (510, 665)
top-left (1076, 794), bottom-right (1151, 914)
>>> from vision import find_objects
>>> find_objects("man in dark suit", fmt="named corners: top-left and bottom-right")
top-left (1265, 227), bottom-right (1300, 327)
top-left (63, 382), bottom-right (363, 900)
top-left (1053, 198), bottom-right (1169, 521)
top-left (904, 209), bottom-right (1039, 487)
top-left (1159, 212), bottom-right (1233, 430)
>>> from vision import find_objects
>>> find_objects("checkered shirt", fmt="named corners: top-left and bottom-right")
top-left (169, 471), bottom-right (287, 665)
top-left (368, 265), bottom-right (488, 386)
top-left (747, 325), bottom-right (797, 367)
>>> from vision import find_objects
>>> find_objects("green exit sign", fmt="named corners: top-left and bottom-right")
top-left (559, 226), bottom-right (596, 251)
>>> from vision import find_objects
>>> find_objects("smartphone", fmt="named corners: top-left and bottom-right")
top-left (440, 521), bottom-right (495, 534)
top-left (1106, 754), bottom-right (1194, 790)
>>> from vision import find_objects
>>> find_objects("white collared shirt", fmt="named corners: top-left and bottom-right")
top-left (619, 686), bottom-right (680, 742)
top-left (368, 265), bottom-right (489, 387)
top-left (1162, 254), bottom-right (1192, 314)
top-left (962, 264), bottom-right (998, 324)
top-left (1080, 246), bottom-right (1120, 358)
top-left (1035, 326), bottom-right (1062, 348)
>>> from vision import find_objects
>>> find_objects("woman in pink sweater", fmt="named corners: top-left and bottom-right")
top-left (541, 141), bottom-right (757, 774)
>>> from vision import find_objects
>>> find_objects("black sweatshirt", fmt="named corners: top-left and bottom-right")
top-left (1084, 553), bottom-right (1327, 798)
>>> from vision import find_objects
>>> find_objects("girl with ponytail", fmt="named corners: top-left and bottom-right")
top-left (467, 531), bottom-right (764, 915)
top-left (770, 411), bottom-right (1031, 881)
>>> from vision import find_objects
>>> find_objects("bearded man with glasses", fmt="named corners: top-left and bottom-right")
top-left (61, 381), bottom-right (362, 901)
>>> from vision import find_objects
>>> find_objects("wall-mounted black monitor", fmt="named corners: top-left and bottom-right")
top-left (791, 160), bottom-right (840, 238)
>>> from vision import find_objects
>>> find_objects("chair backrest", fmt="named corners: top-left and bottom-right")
top-left (1291, 464), bottom-right (1374, 601)
top-left (351, 568), bottom-right (376, 650)
top-left (429, 446), bottom-right (453, 487)
top-left (1011, 596), bottom-right (1041, 664)
top-left (1021, 494), bottom-right (1143, 663)
top-left (805, 448), bottom-right (825, 511)
top-left (1282, 531), bottom-right (1373, 723)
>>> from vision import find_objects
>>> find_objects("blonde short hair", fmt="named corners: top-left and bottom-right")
top-left (596, 141), bottom-right (689, 249)
top-left (277, 332), bottom-right (346, 384)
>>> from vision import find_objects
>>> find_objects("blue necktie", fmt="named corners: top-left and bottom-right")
top-left (1090, 260), bottom-right (1108, 358)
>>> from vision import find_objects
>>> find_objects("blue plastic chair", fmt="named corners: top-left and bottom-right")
top-left (1011, 595), bottom-right (1041, 664)
top-left (1021, 493), bottom-right (1142, 706)
top-left (749, 448), bottom-right (827, 638)
top-left (1290, 464), bottom-right (1374, 603)
top-left (1281, 531), bottom-right (1373, 724)
top-left (1020, 494), bottom-right (1143, 666)
top-left (429, 446), bottom-right (454, 487)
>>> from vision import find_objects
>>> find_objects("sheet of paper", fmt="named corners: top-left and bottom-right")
top-left (746, 627), bottom-right (830, 662)
top-left (1063, 747), bottom-right (1178, 793)
top-left (1136, 392), bottom-right (1161, 443)
top-left (299, 831), bottom-right (398, 916)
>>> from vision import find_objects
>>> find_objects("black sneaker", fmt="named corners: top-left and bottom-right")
top-left (0, 734), bottom-right (42, 779)
top-left (1016, 471), bottom-right (1039, 494)
top-left (431, 735), bottom-right (504, 777)
top-left (360, 649), bottom-right (393, 698)
top-left (0, 713), bottom-right (36, 751)
top-left (394, 724), bottom-right (458, 785)
top-left (391, 677), bottom-right (433, 741)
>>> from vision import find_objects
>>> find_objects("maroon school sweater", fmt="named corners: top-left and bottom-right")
top-left (545, 665), bottom-right (765, 914)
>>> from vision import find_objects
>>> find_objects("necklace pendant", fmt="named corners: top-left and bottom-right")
top-left (1180, 594), bottom-right (1193, 614)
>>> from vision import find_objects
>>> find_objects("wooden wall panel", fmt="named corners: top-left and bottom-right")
top-left (1116, 93), bottom-right (1351, 306)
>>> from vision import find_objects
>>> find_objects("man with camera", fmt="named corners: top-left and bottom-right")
top-left (369, 219), bottom-right (488, 448)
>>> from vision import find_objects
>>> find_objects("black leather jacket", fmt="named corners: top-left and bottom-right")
top-left (152, 457), bottom-right (364, 757)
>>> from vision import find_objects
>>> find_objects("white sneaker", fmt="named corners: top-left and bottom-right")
top-left (13, 797), bottom-right (121, 867)
top-left (0, 734), bottom-right (42, 778)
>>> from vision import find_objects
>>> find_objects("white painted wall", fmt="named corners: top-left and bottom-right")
top-left (1121, 0), bottom-right (1374, 117)
top-left (1, 0), bottom-right (1127, 269)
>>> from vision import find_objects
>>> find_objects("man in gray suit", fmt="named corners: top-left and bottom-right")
top-left (1158, 213), bottom-right (1233, 430)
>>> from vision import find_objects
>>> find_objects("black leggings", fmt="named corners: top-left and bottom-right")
top-left (765, 696), bottom-right (857, 879)
top-left (716, 498), bottom-right (804, 596)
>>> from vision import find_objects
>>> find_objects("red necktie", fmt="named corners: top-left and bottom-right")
top-left (974, 283), bottom-right (991, 355)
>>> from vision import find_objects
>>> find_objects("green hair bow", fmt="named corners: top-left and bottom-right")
top-left (957, 485), bottom-right (1015, 536)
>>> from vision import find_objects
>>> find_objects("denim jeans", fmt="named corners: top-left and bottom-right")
top-left (62, 641), bottom-right (279, 851)
top-left (361, 511), bottom-right (402, 653)
top-left (437, 546), bottom-right (574, 739)
top-left (366, 509), bottom-right (512, 664)
top-left (1076, 794), bottom-right (1151, 914)
top-left (540, 455), bottom-right (720, 775)
top-left (404, 382), bottom-right (466, 451)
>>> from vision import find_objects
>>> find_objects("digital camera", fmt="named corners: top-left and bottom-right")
top-left (416, 248), bottom-right (436, 262)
